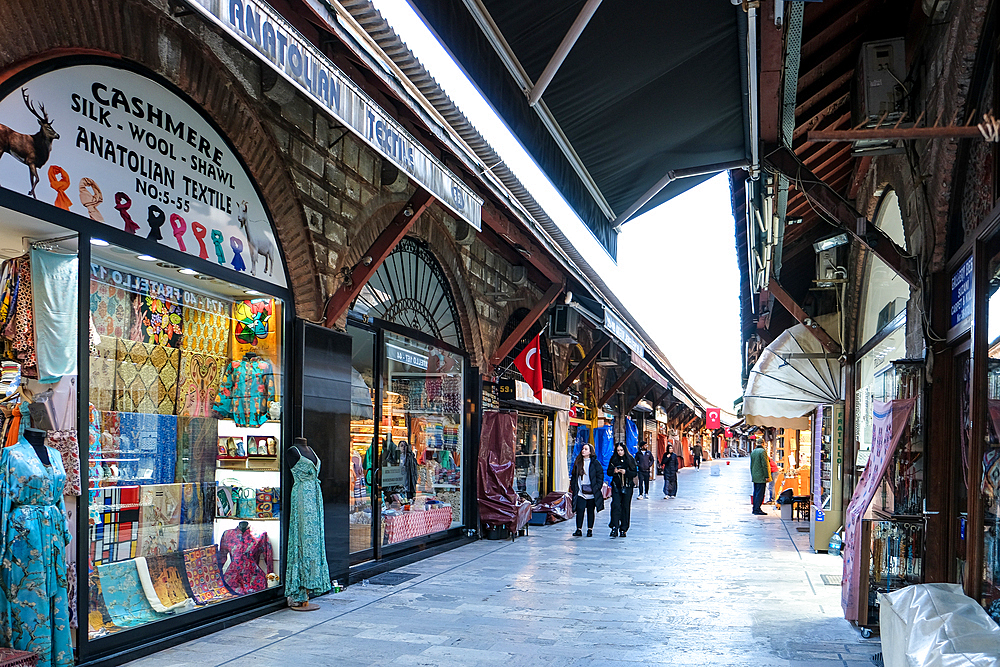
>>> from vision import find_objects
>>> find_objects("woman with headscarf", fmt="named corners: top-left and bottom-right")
top-left (660, 443), bottom-right (679, 499)
top-left (607, 442), bottom-right (637, 537)
top-left (569, 443), bottom-right (605, 537)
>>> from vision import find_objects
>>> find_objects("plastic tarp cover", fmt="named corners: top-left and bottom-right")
top-left (478, 411), bottom-right (519, 526)
top-left (531, 491), bottom-right (574, 523)
top-left (553, 410), bottom-right (570, 493)
top-left (879, 584), bottom-right (1000, 667)
top-left (595, 426), bottom-right (614, 484)
top-left (625, 418), bottom-right (638, 456)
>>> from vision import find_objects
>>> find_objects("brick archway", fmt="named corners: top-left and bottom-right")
top-left (339, 192), bottom-right (486, 369)
top-left (0, 0), bottom-right (322, 318)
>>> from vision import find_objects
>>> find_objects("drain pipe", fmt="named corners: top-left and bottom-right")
top-left (735, 0), bottom-right (760, 180)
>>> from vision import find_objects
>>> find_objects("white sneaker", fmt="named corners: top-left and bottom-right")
top-left (663, 495), bottom-right (668, 500)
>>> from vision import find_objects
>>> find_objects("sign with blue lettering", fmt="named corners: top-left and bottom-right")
top-left (951, 256), bottom-right (973, 329)
top-left (190, 0), bottom-right (483, 230)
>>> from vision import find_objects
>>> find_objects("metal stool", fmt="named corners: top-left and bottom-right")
top-left (791, 496), bottom-right (810, 522)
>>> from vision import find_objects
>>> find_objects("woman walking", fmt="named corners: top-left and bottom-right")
top-left (660, 444), bottom-right (679, 499)
top-left (569, 443), bottom-right (604, 537)
top-left (607, 443), bottom-right (637, 537)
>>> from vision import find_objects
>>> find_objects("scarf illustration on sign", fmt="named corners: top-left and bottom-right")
top-left (182, 545), bottom-right (236, 604)
top-left (0, 436), bottom-right (73, 667)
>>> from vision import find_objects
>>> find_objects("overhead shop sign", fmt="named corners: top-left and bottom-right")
top-left (604, 308), bottom-right (645, 358)
top-left (189, 0), bottom-right (483, 230)
top-left (0, 63), bottom-right (286, 287)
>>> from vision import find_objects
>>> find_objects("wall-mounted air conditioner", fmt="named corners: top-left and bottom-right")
top-left (549, 305), bottom-right (580, 344)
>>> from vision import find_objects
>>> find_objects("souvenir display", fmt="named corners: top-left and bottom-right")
top-left (182, 545), bottom-right (236, 605)
top-left (217, 436), bottom-right (245, 460)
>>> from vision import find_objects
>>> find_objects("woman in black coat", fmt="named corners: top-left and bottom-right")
top-left (660, 444), bottom-right (679, 499)
top-left (607, 443), bottom-right (637, 537)
top-left (569, 443), bottom-right (605, 537)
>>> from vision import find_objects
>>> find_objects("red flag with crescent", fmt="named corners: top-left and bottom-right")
top-left (707, 408), bottom-right (721, 430)
top-left (514, 334), bottom-right (544, 402)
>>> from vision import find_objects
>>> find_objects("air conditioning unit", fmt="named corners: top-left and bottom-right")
top-left (853, 38), bottom-right (906, 155)
top-left (596, 341), bottom-right (623, 367)
top-left (549, 305), bottom-right (580, 343)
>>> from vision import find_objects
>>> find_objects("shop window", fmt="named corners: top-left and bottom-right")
top-left (87, 242), bottom-right (284, 639)
top-left (347, 324), bottom-right (376, 554)
top-left (980, 257), bottom-right (1000, 608)
top-left (379, 331), bottom-right (463, 545)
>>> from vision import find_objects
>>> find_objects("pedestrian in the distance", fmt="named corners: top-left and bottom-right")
top-left (750, 441), bottom-right (769, 515)
top-left (607, 442), bottom-right (637, 537)
top-left (635, 441), bottom-right (654, 499)
top-left (569, 443), bottom-right (605, 537)
top-left (660, 444), bottom-right (679, 499)
top-left (692, 442), bottom-right (703, 469)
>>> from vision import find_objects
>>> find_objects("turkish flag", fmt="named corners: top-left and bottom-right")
top-left (514, 334), bottom-right (544, 402)
top-left (707, 408), bottom-right (721, 430)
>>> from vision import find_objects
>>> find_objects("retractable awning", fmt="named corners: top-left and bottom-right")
top-left (406, 0), bottom-right (751, 258)
top-left (743, 317), bottom-right (843, 430)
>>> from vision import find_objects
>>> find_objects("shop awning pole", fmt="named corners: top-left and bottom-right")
top-left (323, 188), bottom-right (435, 327)
top-left (526, 0), bottom-right (604, 107)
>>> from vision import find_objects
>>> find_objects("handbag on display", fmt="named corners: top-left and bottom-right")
top-left (255, 487), bottom-right (276, 518)
top-left (236, 487), bottom-right (257, 519)
top-left (216, 485), bottom-right (236, 517)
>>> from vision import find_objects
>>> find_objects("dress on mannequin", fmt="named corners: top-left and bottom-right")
top-left (218, 522), bottom-right (273, 595)
top-left (285, 440), bottom-right (330, 609)
top-left (0, 428), bottom-right (72, 666)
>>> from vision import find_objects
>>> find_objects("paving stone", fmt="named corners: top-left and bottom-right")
top-left (124, 460), bottom-right (882, 666)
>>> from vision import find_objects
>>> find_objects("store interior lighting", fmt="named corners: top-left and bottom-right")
top-left (812, 233), bottom-right (850, 253)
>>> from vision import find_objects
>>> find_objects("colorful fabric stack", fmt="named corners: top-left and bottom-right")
top-left (89, 486), bottom-right (141, 566)
top-left (137, 484), bottom-right (182, 557)
top-left (114, 340), bottom-right (180, 415)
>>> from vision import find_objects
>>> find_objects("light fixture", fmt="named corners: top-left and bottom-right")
top-left (244, 289), bottom-right (262, 296)
top-left (812, 233), bottom-right (850, 253)
top-left (90, 238), bottom-right (109, 247)
top-left (136, 254), bottom-right (157, 262)
top-left (178, 268), bottom-right (198, 276)
top-left (156, 262), bottom-right (180, 270)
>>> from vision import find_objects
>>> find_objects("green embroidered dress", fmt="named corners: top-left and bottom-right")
top-left (284, 455), bottom-right (330, 604)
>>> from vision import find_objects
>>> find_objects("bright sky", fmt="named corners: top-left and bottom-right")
top-left (370, 0), bottom-right (744, 410)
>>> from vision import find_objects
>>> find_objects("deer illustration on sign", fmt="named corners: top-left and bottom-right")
top-left (0, 89), bottom-right (59, 198)
top-left (237, 200), bottom-right (275, 277)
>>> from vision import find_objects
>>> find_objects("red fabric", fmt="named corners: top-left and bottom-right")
top-left (477, 411), bottom-right (519, 527)
top-left (513, 334), bottom-right (543, 401)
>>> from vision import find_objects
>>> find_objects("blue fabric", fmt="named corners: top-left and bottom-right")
top-left (117, 413), bottom-right (177, 484)
top-left (569, 426), bottom-right (589, 476)
top-left (594, 426), bottom-right (614, 484)
top-left (29, 249), bottom-right (78, 383)
top-left (624, 418), bottom-right (638, 456)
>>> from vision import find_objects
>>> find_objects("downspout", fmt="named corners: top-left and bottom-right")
top-left (746, 0), bottom-right (760, 180)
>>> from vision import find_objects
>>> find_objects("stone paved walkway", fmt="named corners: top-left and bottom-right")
top-left (125, 459), bottom-right (881, 666)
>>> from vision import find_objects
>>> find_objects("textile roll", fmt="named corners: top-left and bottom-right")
top-left (135, 554), bottom-right (195, 613)
top-left (96, 560), bottom-right (164, 628)
top-left (182, 545), bottom-right (236, 604)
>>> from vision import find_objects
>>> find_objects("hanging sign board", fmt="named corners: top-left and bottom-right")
top-left (604, 308), bottom-right (645, 358)
top-left (950, 255), bottom-right (973, 330)
top-left (188, 0), bottom-right (483, 230)
top-left (0, 63), bottom-right (287, 287)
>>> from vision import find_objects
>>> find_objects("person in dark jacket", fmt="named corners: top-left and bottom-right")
top-left (660, 444), bottom-right (679, 499)
top-left (607, 443), bottom-right (637, 537)
top-left (692, 442), bottom-right (703, 469)
top-left (569, 443), bottom-right (605, 537)
top-left (635, 442), bottom-right (654, 499)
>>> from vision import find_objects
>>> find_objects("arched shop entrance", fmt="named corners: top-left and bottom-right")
top-left (0, 58), bottom-right (296, 664)
top-left (345, 236), bottom-right (474, 564)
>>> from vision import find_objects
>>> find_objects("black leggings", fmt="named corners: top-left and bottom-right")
top-left (574, 496), bottom-right (596, 530)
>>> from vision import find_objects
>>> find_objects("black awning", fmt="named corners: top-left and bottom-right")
top-left (408, 0), bottom-right (750, 258)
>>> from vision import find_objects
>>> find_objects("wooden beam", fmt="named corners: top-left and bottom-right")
top-left (766, 146), bottom-right (920, 287)
top-left (481, 204), bottom-right (565, 285)
top-left (324, 189), bottom-right (435, 327)
top-left (767, 279), bottom-right (843, 356)
top-left (488, 281), bottom-right (564, 369)
top-left (598, 366), bottom-right (638, 408)
top-left (627, 380), bottom-right (658, 413)
top-left (808, 125), bottom-right (983, 142)
top-left (558, 335), bottom-right (610, 392)
top-left (848, 155), bottom-right (873, 200)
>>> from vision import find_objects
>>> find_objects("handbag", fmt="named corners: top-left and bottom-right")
top-left (236, 487), bottom-right (257, 519)
top-left (216, 485), bottom-right (236, 517)
top-left (580, 483), bottom-right (592, 495)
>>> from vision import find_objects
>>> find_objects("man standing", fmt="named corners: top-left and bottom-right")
top-left (750, 442), bottom-right (769, 515)
top-left (635, 442), bottom-right (654, 499)
top-left (692, 442), bottom-right (703, 469)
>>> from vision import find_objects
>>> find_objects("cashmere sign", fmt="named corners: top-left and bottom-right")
top-left (0, 63), bottom-right (286, 287)
top-left (841, 398), bottom-right (915, 620)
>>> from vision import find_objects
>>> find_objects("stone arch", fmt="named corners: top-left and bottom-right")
top-left (0, 0), bottom-right (322, 318)
top-left (338, 192), bottom-right (486, 368)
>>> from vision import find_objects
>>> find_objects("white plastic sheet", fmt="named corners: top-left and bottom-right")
top-left (879, 583), bottom-right (1000, 667)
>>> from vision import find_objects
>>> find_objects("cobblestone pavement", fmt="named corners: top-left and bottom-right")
top-left (125, 459), bottom-right (881, 666)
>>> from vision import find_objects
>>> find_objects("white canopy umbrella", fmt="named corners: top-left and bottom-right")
top-left (743, 316), bottom-right (843, 430)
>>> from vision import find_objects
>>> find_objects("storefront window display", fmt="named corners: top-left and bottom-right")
top-left (979, 258), bottom-right (1000, 608)
top-left (87, 243), bottom-right (284, 639)
top-left (379, 331), bottom-right (463, 546)
top-left (516, 414), bottom-right (546, 499)
top-left (348, 325), bottom-right (376, 554)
